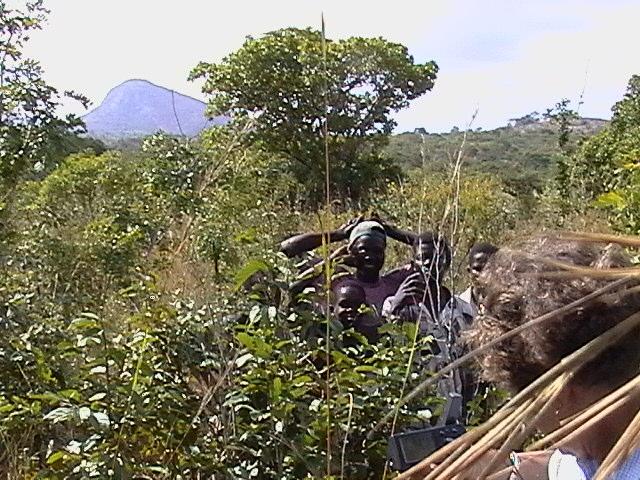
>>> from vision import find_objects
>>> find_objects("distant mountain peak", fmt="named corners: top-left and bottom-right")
top-left (83, 79), bottom-right (227, 140)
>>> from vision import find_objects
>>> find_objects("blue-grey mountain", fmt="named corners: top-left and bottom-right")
top-left (83, 79), bottom-right (227, 139)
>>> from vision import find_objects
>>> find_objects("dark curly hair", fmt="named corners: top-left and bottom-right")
top-left (466, 235), bottom-right (640, 393)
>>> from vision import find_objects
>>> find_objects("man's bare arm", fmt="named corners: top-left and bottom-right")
top-left (279, 216), bottom-right (363, 258)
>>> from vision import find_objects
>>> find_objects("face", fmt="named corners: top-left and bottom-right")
top-left (468, 251), bottom-right (492, 283)
top-left (350, 235), bottom-right (386, 274)
top-left (334, 286), bottom-right (367, 325)
top-left (414, 240), bottom-right (449, 280)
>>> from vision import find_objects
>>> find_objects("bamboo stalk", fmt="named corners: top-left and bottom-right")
top-left (595, 407), bottom-right (640, 479)
top-left (559, 231), bottom-right (640, 248)
top-left (396, 404), bottom-right (520, 479)
top-left (427, 400), bottom-right (532, 480)
top-left (478, 375), bottom-right (568, 478)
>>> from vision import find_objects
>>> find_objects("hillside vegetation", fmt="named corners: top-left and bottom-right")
top-left (386, 118), bottom-right (607, 196)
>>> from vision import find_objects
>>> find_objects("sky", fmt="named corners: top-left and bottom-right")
top-left (23, 0), bottom-right (640, 133)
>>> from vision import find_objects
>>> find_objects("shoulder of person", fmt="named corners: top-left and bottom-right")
top-left (383, 264), bottom-right (413, 282)
top-left (458, 287), bottom-right (473, 304)
top-left (547, 449), bottom-right (595, 480)
top-left (440, 295), bottom-right (475, 330)
top-left (451, 295), bottom-right (476, 318)
top-left (600, 447), bottom-right (640, 478)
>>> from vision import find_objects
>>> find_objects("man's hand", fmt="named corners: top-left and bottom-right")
top-left (334, 216), bottom-right (364, 241)
top-left (369, 213), bottom-right (416, 245)
top-left (460, 450), bottom-right (552, 480)
top-left (329, 244), bottom-right (357, 268)
top-left (369, 212), bottom-right (391, 231)
top-left (388, 272), bottom-right (426, 313)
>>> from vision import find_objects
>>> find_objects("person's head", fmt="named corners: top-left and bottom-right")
top-left (467, 242), bottom-right (499, 283)
top-left (412, 232), bottom-right (452, 281)
top-left (348, 221), bottom-right (387, 278)
top-left (466, 236), bottom-right (640, 430)
top-left (334, 283), bottom-right (367, 326)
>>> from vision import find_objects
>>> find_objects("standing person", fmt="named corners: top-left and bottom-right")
top-left (333, 282), bottom-right (381, 344)
top-left (290, 220), bottom-right (409, 314)
top-left (381, 232), bottom-right (458, 329)
top-left (382, 232), bottom-right (473, 422)
top-left (375, 221), bottom-right (474, 325)
top-left (459, 242), bottom-right (499, 311)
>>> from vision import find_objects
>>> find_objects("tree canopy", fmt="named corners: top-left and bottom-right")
top-left (191, 28), bottom-right (438, 203)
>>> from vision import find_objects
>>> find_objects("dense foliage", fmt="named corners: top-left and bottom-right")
top-left (3, 2), bottom-right (639, 479)
top-left (1, 123), bottom-right (518, 477)
top-left (386, 117), bottom-right (606, 199)
top-left (0, 0), bottom-right (92, 192)
top-left (558, 76), bottom-right (640, 233)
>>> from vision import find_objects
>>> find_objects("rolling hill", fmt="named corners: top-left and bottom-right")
top-left (83, 79), bottom-right (227, 139)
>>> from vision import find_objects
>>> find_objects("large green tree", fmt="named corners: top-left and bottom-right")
top-left (0, 0), bottom-right (88, 194)
top-left (544, 75), bottom-right (640, 232)
top-left (560, 75), bottom-right (640, 204)
top-left (191, 28), bottom-right (437, 203)
top-left (579, 75), bottom-right (640, 232)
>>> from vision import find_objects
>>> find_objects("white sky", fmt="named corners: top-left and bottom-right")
top-left (24, 0), bottom-right (640, 132)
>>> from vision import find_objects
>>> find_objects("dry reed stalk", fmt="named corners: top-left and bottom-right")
top-left (403, 400), bottom-right (529, 480)
top-left (396, 411), bottom-right (505, 480)
top-left (477, 374), bottom-right (568, 478)
top-left (485, 308), bottom-right (640, 414)
top-left (396, 401), bottom-right (523, 479)
top-left (595, 406), bottom-right (640, 479)
top-left (539, 259), bottom-right (640, 279)
top-left (430, 380), bottom-right (563, 480)
top-left (402, 309), bottom-right (640, 479)
top-left (559, 231), bottom-right (640, 248)
top-left (527, 373), bottom-right (640, 450)
top-left (419, 442), bottom-right (470, 480)
top-left (425, 401), bottom-right (530, 480)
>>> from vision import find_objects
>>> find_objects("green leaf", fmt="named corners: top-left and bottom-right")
top-left (234, 259), bottom-right (270, 291)
top-left (272, 377), bottom-right (282, 401)
top-left (234, 227), bottom-right (258, 244)
top-left (90, 411), bottom-right (110, 429)
top-left (59, 389), bottom-right (81, 401)
top-left (88, 392), bottom-right (107, 402)
top-left (47, 451), bottom-right (66, 465)
top-left (291, 375), bottom-right (312, 386)
top-left (69, 317), bottom-right (99, 330)
top-left (90, 365), bottom-right (107, 374)
top-left (236, 332), bottom-right (255, 350)
top-left (236, 353), bottom-right (254, 368)
top-left (594, 191), bottom-right (627, 209)
top-left (30, 392), bottom-right (63, 404)
top-left (78, 406), bottom-right (91, 421)
top-left (253, 337), bottom-right (273, 358)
